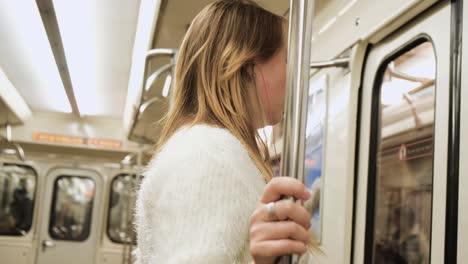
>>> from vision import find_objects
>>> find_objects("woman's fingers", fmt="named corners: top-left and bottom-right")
top-left (260, 177), bottom-right (310, 203)
top-left (272, 200), bottom-right (311, 229)
top-left (250, 239), bottom-right (307, 258)
top-left (250, 221), bottom-right (310, 244)
top-left (250, 177), bottom-right (313, 262)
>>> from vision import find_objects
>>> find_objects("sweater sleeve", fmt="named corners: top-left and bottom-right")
top-left (137, 149), bottom-right (258, 264)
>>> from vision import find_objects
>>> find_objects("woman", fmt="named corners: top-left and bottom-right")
top-left (135, 1), bottom-right (314, 263)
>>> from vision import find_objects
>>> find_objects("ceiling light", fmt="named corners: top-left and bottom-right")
top-left (53, 0), bottom-right (99, 116)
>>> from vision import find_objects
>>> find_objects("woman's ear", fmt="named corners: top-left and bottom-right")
top-left (249, 63), bottom-right (256, 79)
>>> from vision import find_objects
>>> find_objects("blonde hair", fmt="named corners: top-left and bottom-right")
top-left (156, 0), bottom-right (286, 182)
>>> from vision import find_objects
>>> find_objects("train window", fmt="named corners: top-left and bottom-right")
top-left (107, 174), bottom-right (139, 244)
top-left (369, 40), bottom-right (435, 263)
top-left (49, 176), bottom-right (95, 241)
top-left (303, 74), bottom-right (327, 242)
top-left (0, 164), bottom-right (36, 236)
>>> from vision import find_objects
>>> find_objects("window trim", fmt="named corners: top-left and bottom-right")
top-left (364, 36), bottom-right (436, 264)
top-left (0, 163), bottom-right (37, 237)
top-left (48, 175), bottom-right (95, 242)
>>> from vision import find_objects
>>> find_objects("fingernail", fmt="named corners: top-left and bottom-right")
top-left (302, 190), bottom-right (311, 200)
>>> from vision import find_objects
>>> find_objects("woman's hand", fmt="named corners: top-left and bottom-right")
top-left (249, 177), bottom-right (311, 264)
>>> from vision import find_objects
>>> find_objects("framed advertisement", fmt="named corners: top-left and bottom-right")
top-left (303, 74), bottom-right (327, 242)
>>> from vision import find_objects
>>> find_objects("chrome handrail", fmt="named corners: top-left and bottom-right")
top-left (146, 48), bottom-right (177, 57)
top-left (138, 97), bottom-right (163, 120)
top-left (144, 63), bottom-right (175, 94)
top-left (388, 62), bottom-right (432, 83)
top-left (280, 0), bottom-right (314, 262)
top-left (310, 57), bottom-right (350, 68)
top-left (0, 123), bottom-right (26, 161)
top-left (12, 142), bottom-right (25, 161)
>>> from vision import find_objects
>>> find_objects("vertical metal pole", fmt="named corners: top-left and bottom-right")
top-left (280, 0), bottom-right (314, 263)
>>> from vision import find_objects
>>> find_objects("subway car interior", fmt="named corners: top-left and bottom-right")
top-left (0, 0), bottom-right (466, 263)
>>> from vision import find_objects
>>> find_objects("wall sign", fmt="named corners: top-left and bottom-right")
top-left (32, 133), bottom-right (122, 149)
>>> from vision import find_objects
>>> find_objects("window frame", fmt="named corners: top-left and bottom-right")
top-left (364, 35), bottom-right (437, 264)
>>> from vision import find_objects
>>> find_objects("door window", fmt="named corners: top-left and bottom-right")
top-left (107, 174), bottom-right (139, 244)
top-left (369, 40), bottom-right (435, 264)
top-left (0, 164), bottom-right (36, 236)
top-left (49, 176), bottom-right (95, 241)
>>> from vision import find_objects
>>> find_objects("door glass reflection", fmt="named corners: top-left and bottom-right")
top-left (107, 174), bottom-right (139, 244)
top-left (0, 164), bottom-right (36, 236)
top-left (372, 41), bottom-right (435, 264)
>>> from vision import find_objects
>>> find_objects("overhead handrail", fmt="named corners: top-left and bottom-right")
top-left (388, 62), bottom-right (433, 83)
top-left (144, 63), bottom-right (175, 94)
top-left (138, 97), bottom-right (163, 120)
top-left (310, 57), bottom-right (350, 69)
top-left (140, 49), bottom-right (177, 101)
top-left (402, 93), bottom-right (423, 129)
top-left (11, 142), bottom-right (26, 161)
top-left (386, 62), bottom-right (435, 95)
top-left (0, 123), bottom-right (26, 161)
top-left (384, 62), bottom-right (436, 130)
top-left (146, 48), bottom-right (177, 57)
top-left (408, 79), bottom-right (435, 95)
top-left (128, 49), bottom-right (177, 142)
top-left (401, 76), bottom-right (434, 130)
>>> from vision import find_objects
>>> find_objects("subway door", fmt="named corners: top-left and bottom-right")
top-left (353, 2), bottom-right (451, 264)
top-left (36, 168), bottom-right (103, 264)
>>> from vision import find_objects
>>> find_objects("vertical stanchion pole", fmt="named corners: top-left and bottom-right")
top-left (280, 0), bottom-right (314, 263)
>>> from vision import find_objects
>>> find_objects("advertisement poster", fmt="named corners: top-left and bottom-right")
top-left (303, 74), bottom-right (327, 242)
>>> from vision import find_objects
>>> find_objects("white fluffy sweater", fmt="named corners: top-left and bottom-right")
top-left (135, 125), bottom-right (266, 263)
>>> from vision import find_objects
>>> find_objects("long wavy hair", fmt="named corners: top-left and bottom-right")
top-left (156, 0), bottom-right (286, 182)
